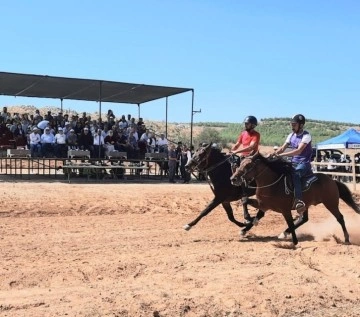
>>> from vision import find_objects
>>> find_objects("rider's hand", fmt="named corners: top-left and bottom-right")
top-left (266, 152), bottom-right (278, 159)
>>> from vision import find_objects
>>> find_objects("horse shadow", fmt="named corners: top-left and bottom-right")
top-left (239, 233), bottom-right (315, 243)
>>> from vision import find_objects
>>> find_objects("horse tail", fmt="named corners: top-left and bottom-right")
top-left (336, 180), bottom-right (360, 214)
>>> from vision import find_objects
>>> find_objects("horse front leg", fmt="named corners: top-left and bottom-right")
top-left (183, 198), bottom-right (222, 231)
top-left (278, 209), bottom-right (309, 239)
top-left (240, 209), bottom-right (266, 236)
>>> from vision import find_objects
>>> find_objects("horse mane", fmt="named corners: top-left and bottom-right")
top-left (210, 148), bottom-right (228, 161)
top-left (255, 152), bottom-right (293, 175)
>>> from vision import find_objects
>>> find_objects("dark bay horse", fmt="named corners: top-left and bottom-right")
top-left (230, 152), bottom-right (360, 245)
top-left (184, 143), bottom-right (265, 235)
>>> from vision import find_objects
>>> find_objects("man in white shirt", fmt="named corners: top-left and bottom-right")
top-left (29, 127), bottom-right (41, 157)
top-left (157, 133), bottom-right (169, 154)
top-left (41, 127), bottom-right (55, 157)
top-left (93, 129), bottom-right (105, 158)
top-left (55, 127), bottom-right (67, 157)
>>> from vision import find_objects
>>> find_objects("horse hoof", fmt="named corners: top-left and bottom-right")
top-left (240, 229), bottom-right (247, 237)
top-left (183, 224), bottom-right (191, 231)
top-left (253, 218), bottom-right (259, 226)
top-left (278, 232), bottom-right (289, 240)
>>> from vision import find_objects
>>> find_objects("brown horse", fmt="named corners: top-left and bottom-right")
top-left (230, 152), bottom-right (360, 246)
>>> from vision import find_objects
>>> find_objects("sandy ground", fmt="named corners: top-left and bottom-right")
top-left (1, 181), bottom-right (360, 317)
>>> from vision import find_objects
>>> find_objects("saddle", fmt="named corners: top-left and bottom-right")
top-left (285, 172), bottom-right (318, 193)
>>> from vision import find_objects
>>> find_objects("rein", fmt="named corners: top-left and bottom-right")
top-left (192, 153), bottom-right (235, 194)
top-left (202, 154), bottom-right (233, 174)
top-left (243, 161), bottom-right (285, 189)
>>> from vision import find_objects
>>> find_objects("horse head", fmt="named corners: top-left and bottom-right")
top-left (185, 142), bottom-right (213, 173)
top-left (230, 152), bottom-right (261, 186)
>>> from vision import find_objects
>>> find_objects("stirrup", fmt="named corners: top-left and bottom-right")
top-left (295, 199), bottom-right (306, 214)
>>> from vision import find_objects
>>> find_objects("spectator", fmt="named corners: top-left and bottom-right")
top-left (180, 144), bottom-right (192, 183)
top-left (147, 132), bottom-right (156, 153)
top-left (175, 141), bottom-right (182, 178)
top-left (78, 127), bottom-right (94, 153)
top-left (119, 115), bottom-right (128, 130)
top-left (54, 127), bottom-right (67, 157)
top-left (115, 130), bottom-right (128, 152)
top-left (29, 127), bottom-right (41, 157)
top-left (157, 133), bottom-right (169, 154)
top-left (40, 127), bottom-right (55, 157)
top-left (13, 122), bottom-right (27, 147)
top-left (67, 129), bottom-right (78, 150)
top-left (127, 131), bottom-right (138, 159)
top-left (1, 106), bottom-right (11, 121)
top-left (93, 128), bottom-right (105, 158)
top-left (104, 130), bottom-right (117, 154)
top-left (168, 143), bottom-right (177, 183)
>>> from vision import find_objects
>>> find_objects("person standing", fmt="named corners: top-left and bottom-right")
top-left (175, 141), bottom-right (182, 179)
top-left (273, 114), bottom-right (312, 215)
top-left (168, 143), bottom-right (177, 183)
top-left (180, 145), bottom-right (192, 183)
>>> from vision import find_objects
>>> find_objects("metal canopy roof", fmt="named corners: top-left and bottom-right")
top-left (0, 71), bottom-right (192, 104)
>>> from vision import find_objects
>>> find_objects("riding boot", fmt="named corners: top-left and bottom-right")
top-left (292, 171), bottom-right (306, 214)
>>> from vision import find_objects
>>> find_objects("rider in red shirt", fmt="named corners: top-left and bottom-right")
top-left (230, 115), bottom-right (261, 223)
top-left (230, 115), bottom-right (260, 156)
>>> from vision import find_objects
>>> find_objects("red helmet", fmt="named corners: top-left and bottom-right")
top-left (291, 114), bottom-right (305, 125)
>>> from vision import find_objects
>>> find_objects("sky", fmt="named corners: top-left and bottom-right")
top-left (1, 0), bottom-right (359, 124)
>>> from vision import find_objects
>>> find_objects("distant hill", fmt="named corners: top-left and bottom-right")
top-left (193, 118), bottom-right (359, 148)
top-left (5, 106), bottom-right (359, 148)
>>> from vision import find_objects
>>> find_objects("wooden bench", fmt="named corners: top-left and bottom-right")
top-left (67, 150), bottom-right (91, 159)
top-left (145, 152), bottom-right (167, 160)
top-left (62, 162), bottom-right (149, 183)
top-left (7, 148), bottom-right (31, 158)
top-left (106, 151), bottom-right (127, 159)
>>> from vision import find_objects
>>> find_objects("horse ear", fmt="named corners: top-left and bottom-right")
top-left (205, 142), bottom-right (212, 150)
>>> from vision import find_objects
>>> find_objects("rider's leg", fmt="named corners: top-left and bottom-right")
top-left (292, 164), bottom-right (306, 214)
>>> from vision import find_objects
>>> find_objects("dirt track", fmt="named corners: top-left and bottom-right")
top-left (1, 181), bottom-right (360, 317)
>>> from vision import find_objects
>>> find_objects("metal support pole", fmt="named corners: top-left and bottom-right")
top-left (98, 81), bottom-right (103, 160)
top-left (165, 97), bottom-right (168, 137)
top-left (190, 90), bottom-right (201, 148)
top-left (190, 90), bottom-right (194, 148)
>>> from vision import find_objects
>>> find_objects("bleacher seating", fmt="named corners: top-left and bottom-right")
top-left (106, 151), bottom-right (127, 159)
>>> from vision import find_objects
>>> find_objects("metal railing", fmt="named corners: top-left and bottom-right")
top-left (312, 161), bottom-right (360, 191)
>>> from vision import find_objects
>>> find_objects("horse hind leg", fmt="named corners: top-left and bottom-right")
top-left (222, 202), bottom-right (246, 229)
top-left (324, 205), bottom-right (350, 244)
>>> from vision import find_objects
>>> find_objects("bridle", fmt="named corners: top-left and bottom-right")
top-left (190, 150), bottom-right (234, 174)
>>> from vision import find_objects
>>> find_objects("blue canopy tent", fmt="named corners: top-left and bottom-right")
top-left (317, 128), bottom-right (360, 155)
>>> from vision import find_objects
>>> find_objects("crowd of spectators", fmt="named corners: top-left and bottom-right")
top-left (1, 106), bottom-right (197, 183)
top-left (0, 106), bottom-right (173, 159)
